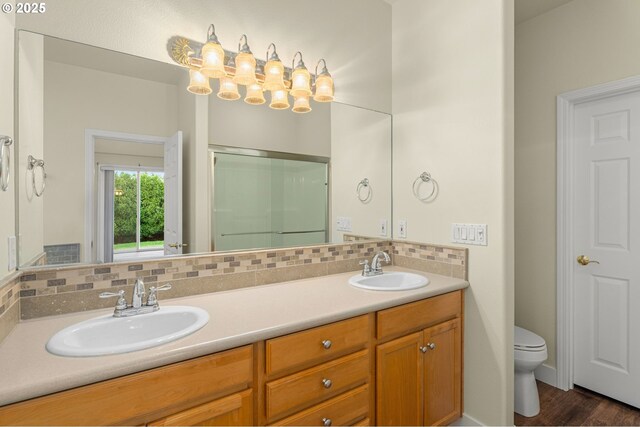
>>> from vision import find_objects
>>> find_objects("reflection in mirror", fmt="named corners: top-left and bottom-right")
top-left (211, 148), bottom-right (329, 252)
top-left (16, 31), bottom-right (392, 269)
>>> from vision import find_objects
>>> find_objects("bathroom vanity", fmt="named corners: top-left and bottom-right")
top-left (0, 269), bottom-right (466, 426)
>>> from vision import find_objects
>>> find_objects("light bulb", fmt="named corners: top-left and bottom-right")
top-left (217, 76), bottom-right (241, 100)
top-left (187, 69), bottom-right (212, 95)
top-left (292, 95), bottom-right (312, 113)
top-left (233, 52), bottom-right (257, 85)
top-left (269, 89), bottom-right (290, 110)
top-left (290, 67), bottom-right (312, 97)
top-left (314, 74), bottom-right (334, 102)
top-left (245, 83), bottom-right (266, 105)
top-left (200, 41), bottom-right (226, 78)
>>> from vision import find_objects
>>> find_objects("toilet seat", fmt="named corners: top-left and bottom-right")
top-left (515, 326), bottom-right (546, 352)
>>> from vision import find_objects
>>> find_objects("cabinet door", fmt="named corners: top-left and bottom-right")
top-left (423, 319), bottom-right (461, 426)
top-left (376, 332), bottom-right (423, 426)
top-left (149, 389), bottom-right (253, 426)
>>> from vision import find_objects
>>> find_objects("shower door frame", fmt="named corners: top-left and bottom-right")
top-left (208, 145), bottom-right (330, 252)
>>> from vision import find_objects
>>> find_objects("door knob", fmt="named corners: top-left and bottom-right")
top-left (577, 255), bottom-right (600, 266)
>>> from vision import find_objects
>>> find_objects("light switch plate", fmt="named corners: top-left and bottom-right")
top-left (451, 223), bottom-right (487, 246)
top-left (379, 219), bottom-right (388, 237)
top-left (398, 220), bottom-right (407, 239)
top-left (8, 236), bottom-right (16, 270)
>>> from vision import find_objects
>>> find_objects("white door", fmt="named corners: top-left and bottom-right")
top-left (164, 131), bottom-right (183, 255)
top-left (573, 90), bottom-right (640, 407)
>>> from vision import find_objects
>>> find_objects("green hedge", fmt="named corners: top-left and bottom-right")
top-left (114, 173), bottom-right (164, 244)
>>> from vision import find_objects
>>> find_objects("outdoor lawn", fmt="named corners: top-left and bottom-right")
top-left (113, 240), bottom-right (164, 251)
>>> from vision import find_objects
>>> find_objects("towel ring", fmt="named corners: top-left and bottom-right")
top-left (356, 178), bottom-right (372, 202)
top-left (0, 136), bottom-right (12, 192)
top-left (27, 155), bottom-right (46, 197)
top-left (413, 172), bottom-right (436, 202)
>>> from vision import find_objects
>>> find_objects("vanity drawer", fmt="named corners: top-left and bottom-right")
top-left (377, 291), bottom-right (462, 341)
top-left (266, 350), bottom-right (369, 422)
top-left (266, 315), bottom-right (370, 376)
top-left (269, 384), bottom-right (369, 426)
top-left (0, 345), bottom-right (253, 426)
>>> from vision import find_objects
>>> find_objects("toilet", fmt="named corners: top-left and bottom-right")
top-left (514, 326), bottom-right (547, 417)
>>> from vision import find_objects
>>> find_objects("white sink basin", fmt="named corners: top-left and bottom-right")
top-left (46, 306), bottom-right (209, 357)
top-left (349, 271), bottom-right (429, 291)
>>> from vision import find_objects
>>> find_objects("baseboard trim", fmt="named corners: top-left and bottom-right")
top-left (450, 413), bottom-right (485, 426)
top-left (535, 363), bottom-right (557, 387)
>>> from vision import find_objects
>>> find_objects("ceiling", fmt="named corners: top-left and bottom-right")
top-left (515, 0), bottom-right (574, 24)
top-left (384, 0), bottom-right (575, 25)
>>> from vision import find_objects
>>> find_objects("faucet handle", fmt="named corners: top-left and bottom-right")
top-left (99, 290), bottom-right (127, 310)
top-left (147, 283), bottom-right (172, 306)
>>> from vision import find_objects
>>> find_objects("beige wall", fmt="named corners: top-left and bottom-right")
top-left (0, 12), bottom-right (15, 280)
top-left (392, 0), bottom-right (514, 424)
top-left (17, 32), bottom-right (44, 266)
top-left (515, 0), bottom-right (640, 371)
top-left (331, 103), bottom-right (391, 242)
top-left (42, 60), bottom-right (178, 260)
top-left (16, 0), bottom-right (392, 114)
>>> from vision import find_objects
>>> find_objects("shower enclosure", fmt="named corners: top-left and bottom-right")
top-left (210, 147), bottom-right (329, 252)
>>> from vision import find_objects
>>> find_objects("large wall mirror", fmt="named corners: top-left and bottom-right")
top-left (15, 30), bottom-right (392, 269)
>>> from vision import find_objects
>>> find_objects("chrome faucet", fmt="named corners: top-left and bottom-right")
top-left (99, 281), bottom-right (172, 317)
top-left (132, 279), bottom-right (145, 308)
top-left (360, 251), bottom-right (391, 276)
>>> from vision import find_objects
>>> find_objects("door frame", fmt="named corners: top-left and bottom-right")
top-left (84, 129), bottom-right (167, 264)
top-left (556, 74), bottom-right (640, 391)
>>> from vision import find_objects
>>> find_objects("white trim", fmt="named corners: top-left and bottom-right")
top-left (84, 129), bottom-right (169, 264)
top-left (534, 363), bottom-right (557, 388)
top-left (450, 413), bottom-right (485, 426)
top-left (556, 74), bottom-right (640, 392)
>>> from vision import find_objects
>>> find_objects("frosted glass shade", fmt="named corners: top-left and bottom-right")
top-left (233, 52), bottom-right (257, 85)
top-left (217, 76), bottom-right (241, 100)
top-left (270, 89), bottom-right (290, 110)
top-left (201, 41), bottom-right (226, 78)
top-left (245, 83), bottom-right (265, 105)
top-left (187, 69), bottom-right (212, 95)
top-left (314, 74), bottom-right (334, 102)
top-left (290, 68), bottom-right (312, 97)
top-left (263, 60), bottom-right (286, 91)
top-left (292, 95), bottom-right (312, 113)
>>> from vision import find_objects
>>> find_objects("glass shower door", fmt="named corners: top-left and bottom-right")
top-left (212, 152), bottom-right (328, 252)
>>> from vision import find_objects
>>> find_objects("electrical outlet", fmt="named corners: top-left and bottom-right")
top-left (336, 216), bottom-right (352, 232)
top-left (379, 219), bottom-right (388, 237)
top-left (451, 223), bottom-right (487, 246)
top-left (8, 236), bottom-right (16, 270)
top-left (398, 220), bottom-right (407, 239)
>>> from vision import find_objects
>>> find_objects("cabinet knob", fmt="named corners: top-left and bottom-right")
top-left (427, 342), bottom-right (436, 350)
top-left (322, 418), bottom-right (332, 426)
top-left (420, 346), bottom-right (428, 353)
top-left (322, 378), bottom-right (332, 389)
top-left (322, 339), bottom-right (332, 349)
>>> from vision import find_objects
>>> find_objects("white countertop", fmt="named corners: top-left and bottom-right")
top-left (0, 267), bottom-right (468, 406)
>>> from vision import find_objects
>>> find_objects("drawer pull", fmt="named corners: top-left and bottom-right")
top-left (322, 378), bottom-right (332, 389)
top-left (322, 417), bottom-right (333, 426)
top-left (322, 339), bottom-right (332, 349)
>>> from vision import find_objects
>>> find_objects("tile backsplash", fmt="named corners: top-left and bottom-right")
top-left (0, 239), bottom-right (467, 335)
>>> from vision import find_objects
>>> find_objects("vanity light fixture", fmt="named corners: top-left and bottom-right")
top-left (200, 24), bottom-right (227, 78)
top-left (233, 35), bottom-right (257, 86)
top-left (170, 24), bottom-right (335, 114)
top-left (263, 43), bottom-right (286, 92)
top-left (290, 52), bottom-right (312, 97)
top-left (313, 59), bottom-right (335, 102)
top-left (270, 88), bottom-right (290, 110)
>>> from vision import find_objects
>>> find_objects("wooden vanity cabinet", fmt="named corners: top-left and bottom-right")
top-left (376, 291), bottom-right (463, 426)
top-left (0, 345), bottom-right (254, 426)
top-left (0, 290), bottom-right (464, 427)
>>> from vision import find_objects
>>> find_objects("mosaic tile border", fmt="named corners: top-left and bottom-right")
top-left (0, 272), bottom-right (21, 342)
top-left (392, 240), bottom-right (468, 280)
top-left (0, 239), bottom-right (468, 326)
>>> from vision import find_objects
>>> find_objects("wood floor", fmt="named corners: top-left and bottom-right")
top-left (515, 381), bottom-right (640, 426)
